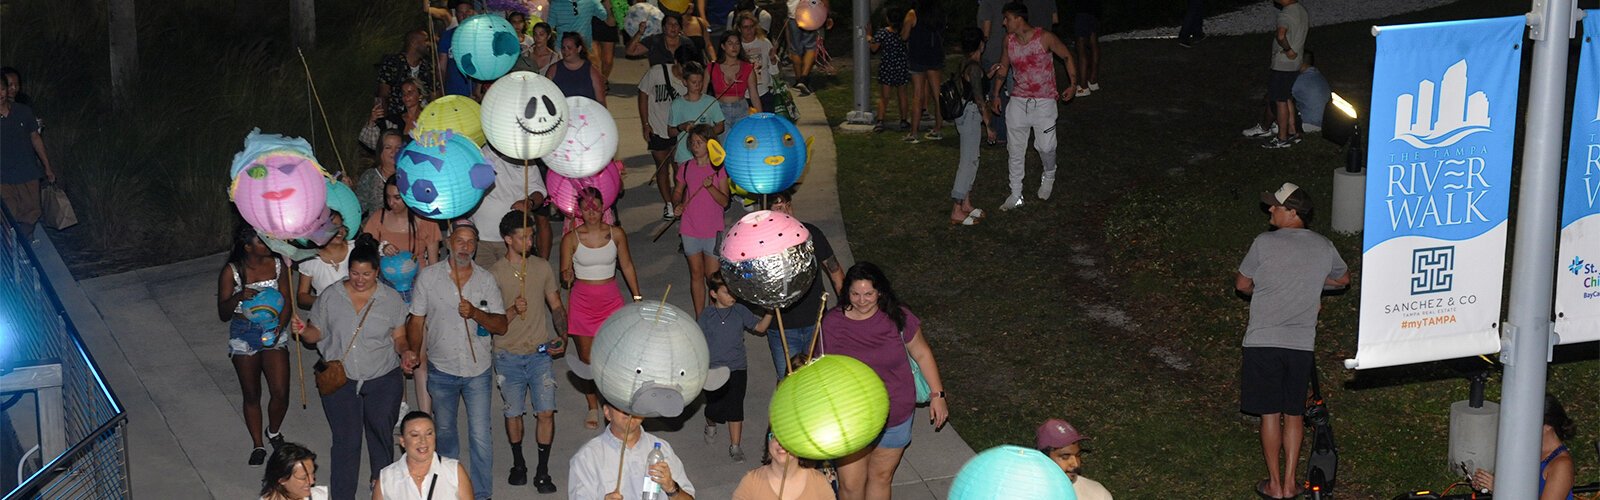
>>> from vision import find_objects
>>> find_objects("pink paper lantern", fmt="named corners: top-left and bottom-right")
top-left (721, 210), bottom-right (809, 261)
top-left (718, 210), bottom-right (816, 307)
top-left (546, 160), bottom-right (622, 224)
top-left (231, 152), bottom-right (330, 240)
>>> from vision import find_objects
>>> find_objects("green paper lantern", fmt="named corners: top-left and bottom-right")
top-left (768, 355), bottom-right (888, 460)
top-left (948, 446), bottom-right (1077, 500)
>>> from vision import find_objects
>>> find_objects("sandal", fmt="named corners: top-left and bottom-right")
top-left (1255, 479), bottom-right (1275, 499)
top-left (585, 408), bottom-right (601, 430)
top-left (872, 121), bottom-right (885, 133)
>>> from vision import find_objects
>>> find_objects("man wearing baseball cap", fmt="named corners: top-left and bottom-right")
top-left (1036, 418), bottom-right (1114, 500)
top-left (1234, 182), bottom-right (1349, 499)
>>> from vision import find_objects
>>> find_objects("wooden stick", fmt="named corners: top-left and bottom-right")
top-left (650, 184), bottom-right (707, 242)
top-left (807, 292), bottom-right (827, 359)
top-left (424, 0), bottom-right (445, 96)
top-left (294, 48), bottom-right (348, 178)
top-left (775, 310), bottom-right (791, 375)
top-left (777, 457), bottom-right (793, 500)
top-left (454, 262), bottom-right (476, 363)
top-left (653, 285), bottom-right (672, 324)
top-left (613, 421), bottom-right (631, 495)
top-left (286, 259), bottom-right (307, 409)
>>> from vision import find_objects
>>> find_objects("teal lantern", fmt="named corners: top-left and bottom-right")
top-left (395, 132), bottom-right (495, 220)
top-left (452, 14), bottom-right (521, 81)
top-left (768, 355), bottom-right (888, 460)
top-left (948, 446), bottom-right (1077, 500)
top-left (724, 113), bottom-right (809, 194)
top-left (326, 179), bottom-right (360, 239)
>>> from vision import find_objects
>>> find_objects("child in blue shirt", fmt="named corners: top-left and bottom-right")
top-left (697, 271), bottom-right (772, 462)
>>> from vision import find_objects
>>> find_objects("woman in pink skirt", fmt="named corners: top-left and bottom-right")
top-left (559, 187), bottom-right (642, 428)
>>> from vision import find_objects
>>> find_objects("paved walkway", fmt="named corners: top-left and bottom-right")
top-left (33, 56), bottom-right (973, 499)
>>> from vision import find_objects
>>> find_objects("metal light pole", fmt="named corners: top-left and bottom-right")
top-left (1492, 1), bottom-right (1579, 497)
top-left (845, 0), bottom-right (875, 125)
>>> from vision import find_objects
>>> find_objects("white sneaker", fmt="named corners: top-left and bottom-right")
top-left (1000, 194), bottom-right (1025, 211)
top-left (1075, 87), bottom-right (1091, 97)
top-left (1037, 179), bottom-right (1055, 200)
top-left (662, 203), bottom-right (676, 220)
top-left (1241, 123), bottom-right (1278, 138)
top-left (1302, 123), bottom-right (1322, 133)
top-left (1088, 82), bottom-right (1101, 91)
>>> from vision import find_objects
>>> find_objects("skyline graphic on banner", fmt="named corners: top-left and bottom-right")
top-left (1394, 59), bottom-right (1492, 149)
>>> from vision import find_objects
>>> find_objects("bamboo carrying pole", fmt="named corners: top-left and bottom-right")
top-left (454, 261), bottom-right (476, 363)
top-left (286, 266), bottom-right (307, 409)
top-left (806, 292), bottom-right (827, 359)
top-left (294, 48), bottom-right (348, 179)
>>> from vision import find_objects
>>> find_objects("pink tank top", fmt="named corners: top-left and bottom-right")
top-left (1006, 28), bottom-right (1056, 99)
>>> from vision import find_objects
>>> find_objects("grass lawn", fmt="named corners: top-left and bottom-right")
top-left (815, 0), bottom-right (1598, 497)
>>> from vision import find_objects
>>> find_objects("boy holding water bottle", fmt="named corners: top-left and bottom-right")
top-left (570, 402), bottom-right (698, 499)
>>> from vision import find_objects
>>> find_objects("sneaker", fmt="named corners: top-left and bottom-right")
top-left (999, 194), bottom-right (1025, 211)
top-left (1241, 123), bottom-right (1278, 138)
top-left (902, 134), bottom-right (920, 144)
top-left (704, 424), bottom-right (717, 444)
top-left (533, 474), bottom-right (558, 494)
top-left (1178, 39), bottom-right (1197, 48)
top-left (248, 447), bottom-right (268, 467)
top-left (923, 131), bottom-right (943, 141)
top-left (1037, 179), bottom-right (1055, 200)
top-left (1075, 87), bottom-right (1091, 97)
top-left (1261, 136), bottom-right (1294, 149)
top-left (872, 121), bottom-right (885, 133)
top-left (662, 203), bottom-right (675, 221)
top-left (1088, 82), bottom-right (1101, 91)
top-left (794, 83), bottom-right (812, 96)
top-left (1302, 123), bottom-right (1322, 133)
top-left (265, 429), bottom-right (285, 451)
top-left (1287, 134), bottom-right (1304, 144)
top-left (730, 445), bottom-right (746, 463)
top-left (509, 465), bottom-right (529, 486)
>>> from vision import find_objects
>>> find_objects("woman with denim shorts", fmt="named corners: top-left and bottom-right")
top-left (216, 224), bottom-right (293, 467)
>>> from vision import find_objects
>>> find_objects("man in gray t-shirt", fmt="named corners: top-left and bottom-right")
top-left (1234, 182), bottom-right (1348, 500)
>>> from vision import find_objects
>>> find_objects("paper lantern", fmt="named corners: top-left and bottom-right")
top-left (546, 160), bottom-right (622, 222)
top-left (719, 210), bottom-right (816, 308)
top-left (545, 97), bottom-right (618, 178)
top-left (395, 132), bottom-right (495, 219)
top-left (326, 180), bottom-right (360, 239)
top-left (232, 151), bottom-right (331, 240)
top-left (610, 0), bottom-right (627, 24)
top-left (381, 252), bottom-right (419, 292)
top-left (452, 14), bottom-right (521, 81)
top-left (792, 0), bottom-right (829, 31)
top-left (949, 446), bottom-right (1077, 500)
top-left (659, 0), bottom-right (690, 14)
top-left (481, 71), bottom-right (569, 160)
top-left (416, 96), bottom-right (487, 147)
top-left (591, 301), bottom-right (723, 418)
top-left (242, 288), bottom-right (286, 341)
top-left (624, 3), bottom-right (664, 38)
top-left (769, 355), bottom-right (888, 460)
top-left (723, 113), bottom-right (808, 194)
top-left (527, 0), bottom-right (549, 21)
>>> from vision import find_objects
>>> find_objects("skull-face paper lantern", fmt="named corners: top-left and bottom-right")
top-left (381, 251), bottom-right (419, 293)
top-left (452, 14), bottom-right (522, 81)
top-left (768, 355), bottom-right (889, 460)
top-left (718, 210), bottom-right (816, 308)
top-left (545, 160), bottom-right (622, 222)
top-left (624, 3), bottom-right (664, 38)
top-left (395, 132), bottom-right (495, 219)
top-left (723, 113), bottom-right (808, 194)
top-left (416, 95), bottom-right (487, 147)
top-left (948, 446), bottom-right (1077, 500)
top-left (591, 301), bottom-right (729, 418)
top-left (544, 96), bottom-right (618, 178)
top-left (231, 151), bottom-right (331, 241)
top-left (791, 0), bottom-right (829, 31)
top-left (481, 71), bottom-right (569, 160)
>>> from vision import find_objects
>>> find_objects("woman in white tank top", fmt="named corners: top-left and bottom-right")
top-left (376, 412), bottom-right (472, 500)
top-left (559, 187), bottom-right (642, 428)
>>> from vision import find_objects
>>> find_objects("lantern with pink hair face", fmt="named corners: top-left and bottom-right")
top-left (718, 210), bottom-right (816, 308)
top-left (546, 160), bottom-right (622, 225)
top-left (229, 129), bottom-right (331, 241)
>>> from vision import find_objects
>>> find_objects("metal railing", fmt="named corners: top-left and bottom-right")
top-left (0, 206), bottom-right (129, 499)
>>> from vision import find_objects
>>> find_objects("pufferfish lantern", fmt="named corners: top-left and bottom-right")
top-left (623, 3), bottom-right (664, 38)
top-left (790, 0), bottom-right (829, 31)
top-left (719, 210), bottom-right (816, 308)
top-left (723, 113), bottom-right (809, 195)
top-left (452, 14), bottom-right (522, 81)
top-left (544, 96), bottom-right (618, 179)
top-left (380, 252), bottom-right (419, 293)
top-left (416, 95), bottom-right (486, 147)
top-left (395, 132), bottom-right (495, 219)
top-left (587, 301), bottom-right (729, 418)
top-left (229, 129), bottom-right (331, 241)
top-left (481, 71), bottom-right (569, 160)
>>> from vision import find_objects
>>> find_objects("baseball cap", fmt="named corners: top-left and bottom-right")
top-left (449, 218), bottom-right (479, 237)
top-left (1035, 419), bottom-right (1089, 449)
top-left (1260, 182), bottom-right (1312, 213)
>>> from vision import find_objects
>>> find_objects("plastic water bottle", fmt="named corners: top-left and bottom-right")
top-left (641, 442), bottom-right (666, 499)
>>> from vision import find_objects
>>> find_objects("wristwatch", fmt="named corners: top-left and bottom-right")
top-left (931, 390), bottom-right (946, 399)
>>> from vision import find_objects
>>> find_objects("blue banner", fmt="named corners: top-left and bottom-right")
top-left (1555, 10), bottom-right (1600, 345)
top-left (1353, 17), bottom-right (1524, 369)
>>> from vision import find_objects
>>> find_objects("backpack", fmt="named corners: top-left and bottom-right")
top-left (938, 65), bottom-right (974, 121)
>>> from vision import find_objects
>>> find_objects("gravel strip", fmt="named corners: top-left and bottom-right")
top-left (1104, 0), bottom-right (1463, 41)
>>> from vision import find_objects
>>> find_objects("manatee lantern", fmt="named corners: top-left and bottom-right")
top-left (792, 0), bottom-right (829, 31)
top-left (381, 252), bottom-right (419, 293)
top-left (948, 446), bottom-right (1077, 500)
top-left (546, 160), bottom-right (622, 223)
top-left (769, 355), bottom-right (889, 460)
top-left (623, 3), bottom-right (664, 38)
top-left (242, 287), bottom-right (286, 342)
top-left (723, 113), bottom-right (808, 194)
top-left (481, 71), bottom-right (569, 160)
top-left (452, 14), bottom-right (521, 81)
top-left (416, 95), bottom-right (486, 147)
top-left (591, 301), bottom-right (728, 418)
top-left (719, 210), bottom-right (816, 308)
top-left (545, 96), bottom-right (618, 178)
top-left (395, 132), bottom-right (495, 219)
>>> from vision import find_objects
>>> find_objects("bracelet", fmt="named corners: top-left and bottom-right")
top-left (664, 481), bottom-right (680, 495)
top-left (931, 390), bottom-right (946, 399)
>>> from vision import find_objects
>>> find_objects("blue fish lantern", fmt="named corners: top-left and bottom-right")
top-left (395, 132), bottom-right (495, 220)
top-left (242, 288), bottom-right (286, 340)
top-left (724, 113), bottom-right (809, 194)
top-left (381, 252), bottom-right (420, 293)
top-left (453, 14), bottom-right (521, 81)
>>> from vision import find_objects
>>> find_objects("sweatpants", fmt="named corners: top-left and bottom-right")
top-left (1005, 97), bottom-right (1059, 197)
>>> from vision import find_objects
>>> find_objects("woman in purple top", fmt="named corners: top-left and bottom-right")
top-left (820, 262), bottom-right (949, 500)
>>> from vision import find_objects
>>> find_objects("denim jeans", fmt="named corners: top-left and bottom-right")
top-left (766, 324), bottom-right (815, 381)
top-left (952, 102), bottom-right (983, 201)
top-left (427, 366), bottom-right (494, 500)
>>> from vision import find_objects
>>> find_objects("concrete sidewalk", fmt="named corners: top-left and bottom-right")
top-left (35, 56), bottom-right (973, 499)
